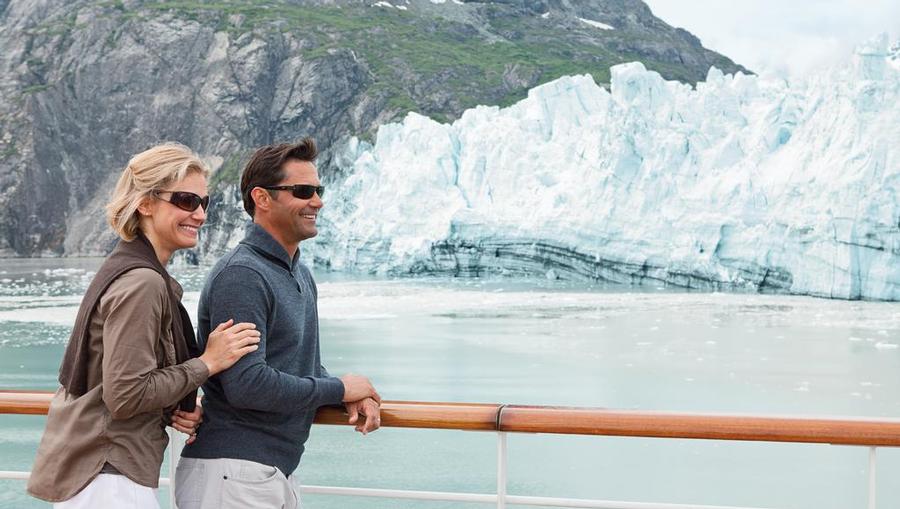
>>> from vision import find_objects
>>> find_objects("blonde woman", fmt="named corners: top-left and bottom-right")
top-left (27, 143), bottom-right (261, 508)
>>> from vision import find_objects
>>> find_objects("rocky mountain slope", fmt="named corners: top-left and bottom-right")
top-left (0, 0), bottom-right (745, 256)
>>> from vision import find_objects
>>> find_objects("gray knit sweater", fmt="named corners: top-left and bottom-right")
top-left (181, 223), bottom-right (344, 476)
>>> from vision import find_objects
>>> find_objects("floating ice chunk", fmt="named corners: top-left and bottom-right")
top-left (875, 341), bottom-right (899, 350)
top-left (373, 1), bottom-right (394, 7)
top-left (541, 11), bottom-right (549, 19)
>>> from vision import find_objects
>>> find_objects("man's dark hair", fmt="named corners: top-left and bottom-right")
top-left (240, 137), bottom-right (318, 217)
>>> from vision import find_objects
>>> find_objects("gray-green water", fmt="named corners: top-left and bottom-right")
top-left (1, 258), bottom-right (899, 509)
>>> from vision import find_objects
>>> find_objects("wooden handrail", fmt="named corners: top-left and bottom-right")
top-left (498, 406), bottom-right (900, 446)
top-left (3, 391), bottom-right (900, 446)
top-left (0, 391), bottom-right (55, 415)
top-left (317, 401), bottom-right (500, 430)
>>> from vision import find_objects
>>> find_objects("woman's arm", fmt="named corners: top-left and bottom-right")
top-left (100, 268), bottom-right (209, 420)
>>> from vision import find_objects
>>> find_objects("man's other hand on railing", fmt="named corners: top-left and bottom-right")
top-left (345, 397), bottom-right (381, 435)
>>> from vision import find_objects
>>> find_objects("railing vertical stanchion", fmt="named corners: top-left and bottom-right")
top-left (168, 429), bottom-right (184, 509)
top-left (497, 431), bottom-right (507, 509)
top-left (868, 446), bottom-right (877, 509)
top-left (167, 428), bottom-right (176, 509)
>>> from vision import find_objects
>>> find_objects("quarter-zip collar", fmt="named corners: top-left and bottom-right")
top-left (240, 222), bottom-right (300, 271)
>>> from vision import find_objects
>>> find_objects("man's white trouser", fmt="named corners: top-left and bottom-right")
top-left (175, 457), bottom-right (300, 509)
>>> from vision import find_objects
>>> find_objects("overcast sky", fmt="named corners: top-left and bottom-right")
top-left (643, 0), bottom-right (900, 77)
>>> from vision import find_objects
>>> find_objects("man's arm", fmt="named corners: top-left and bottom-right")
top-left (209, 265), bottom-right (345, 412)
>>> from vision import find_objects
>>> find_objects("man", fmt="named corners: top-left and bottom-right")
top-left (176, 138), bottom-right (381, 509)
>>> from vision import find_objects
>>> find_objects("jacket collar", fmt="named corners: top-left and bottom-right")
top-left (134, 232), bottom-right (184, 298)
top-left (241, 222), bottom-right (299, 270)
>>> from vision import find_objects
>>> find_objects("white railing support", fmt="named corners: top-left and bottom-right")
top-left (497, 431), bottom-right (508, 509)
top-left (167, 428), bottom-right (185, 508)
top-left (501, 497), bottom-right (773, 509)
top-left (0, 471), bottom-right (29, 480)
top-left (300, 485), bottom-right (495, 503)
top-left (868, 446), bottom-right (877, 509)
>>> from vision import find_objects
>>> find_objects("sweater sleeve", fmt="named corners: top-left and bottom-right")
top-left (208, 265), bottom-right (344, 412)
top-left (100, 268), bottom-right (209, 420)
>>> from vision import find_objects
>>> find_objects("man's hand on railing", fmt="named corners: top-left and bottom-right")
top-left (345, 397), bottom-right (381, 435)
top-left (340, 373), bottom-right (381, 404)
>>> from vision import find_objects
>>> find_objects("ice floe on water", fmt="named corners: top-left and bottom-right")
top-left (0, 321), bottom-right (71, 347)
top-left (315, 280), bottom-right (900, 331)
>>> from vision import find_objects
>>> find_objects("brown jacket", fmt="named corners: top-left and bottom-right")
top-left (27, 268), bottom-right (209, 502)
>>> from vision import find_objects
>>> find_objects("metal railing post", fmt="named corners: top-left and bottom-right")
top-left (168, 429), bottom-right (185, 509)
top-left (868, 446), bottom-right (877, 509)
top-left (497, 432), bottom-right (508, 509)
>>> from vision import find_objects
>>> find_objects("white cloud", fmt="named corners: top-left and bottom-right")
top-left (643, 0), bottom-right (900, 77)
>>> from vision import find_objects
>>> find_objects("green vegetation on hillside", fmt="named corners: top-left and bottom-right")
top-left (210, 152), bottom-right (248, 189)
top-left (131, 1), bottom-right (702, 115)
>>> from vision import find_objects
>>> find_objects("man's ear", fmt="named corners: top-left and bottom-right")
top-left (250, 187), bottom-right (272, 213)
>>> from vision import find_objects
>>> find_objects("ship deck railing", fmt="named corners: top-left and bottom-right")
top-left (1, 390), bottom-right (899, 509)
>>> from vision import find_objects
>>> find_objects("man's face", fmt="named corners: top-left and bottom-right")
top-left (268, 159), bottom-right (323, 244)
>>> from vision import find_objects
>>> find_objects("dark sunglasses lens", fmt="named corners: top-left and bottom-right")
top-left (291, 185), bottom-right (324, 199)
top-left (170, 192), bottom-right (205, 212)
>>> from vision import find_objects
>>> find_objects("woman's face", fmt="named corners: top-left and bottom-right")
top-left (140, 172), bottom-right (208, 260)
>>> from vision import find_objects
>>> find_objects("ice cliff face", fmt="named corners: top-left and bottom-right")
top-left (311, 34), bottom-right (900, 300)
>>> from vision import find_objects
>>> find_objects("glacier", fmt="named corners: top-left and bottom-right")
top-left (301, 35), bottom-right (900, 300)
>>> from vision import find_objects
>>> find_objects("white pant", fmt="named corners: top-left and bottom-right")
top-left (54, 473), bottom-right (159, 509)
top-left (175, 457), bottom-right (300, 509)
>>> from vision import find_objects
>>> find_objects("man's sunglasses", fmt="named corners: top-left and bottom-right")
top-left (153, 191), bottom-right (210, 212)
top-left (261, 184), bottom-right (325, 200)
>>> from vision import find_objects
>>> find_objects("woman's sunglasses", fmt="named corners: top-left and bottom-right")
top-left (261, 184), bottom-right (325, 200)
top-left (153, 191), bottom-right (210, 212)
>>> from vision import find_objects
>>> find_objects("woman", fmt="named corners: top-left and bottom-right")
top-left (27, 143), bottom-right (261, 508)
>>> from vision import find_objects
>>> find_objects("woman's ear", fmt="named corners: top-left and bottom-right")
top-left (136, 195), bottom-right (154, 217)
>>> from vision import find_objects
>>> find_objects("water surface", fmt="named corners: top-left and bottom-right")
top-left (1, 258), bottom-right (898, 509)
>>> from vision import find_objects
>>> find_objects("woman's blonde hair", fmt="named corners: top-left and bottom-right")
top-left (106, 143), bottom-right (210, 241)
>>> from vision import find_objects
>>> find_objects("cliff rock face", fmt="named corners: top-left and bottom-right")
top-left (0, 0), bottom-right (745, 257)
